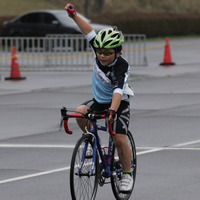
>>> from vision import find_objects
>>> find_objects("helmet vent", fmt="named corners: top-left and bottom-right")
top-left (111, 41), bottom-right (119, 46)
top-left (103, 40), bottom-right (111, 47)
top-left (113, 33), bottom-right (120, 38)
top-left (95, 40), bottom-right (100, 47)
top-left (101, 31), bottom-right (106, 41)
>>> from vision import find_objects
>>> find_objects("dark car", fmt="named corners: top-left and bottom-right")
top-left (1, 9), bottom-right (110, 37)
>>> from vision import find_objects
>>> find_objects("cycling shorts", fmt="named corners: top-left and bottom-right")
top-left (81, 99), bottom-right (130, 135)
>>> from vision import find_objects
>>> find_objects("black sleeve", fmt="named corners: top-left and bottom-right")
top-left (112, 58), bottom-right (129, 90)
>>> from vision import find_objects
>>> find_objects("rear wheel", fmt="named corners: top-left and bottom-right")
top-left (111, 131), bottom-right (137, 200)
top-left (70, 134), bottom-right (99, 200)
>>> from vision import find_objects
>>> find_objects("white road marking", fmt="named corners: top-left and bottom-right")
top-left (0, 167), bottom-right (70, 184)
top-left (137, 139), bottom-right (200, 155)
top-left (137, 146), bottom-right (200, 155)
top-left (137, 148), bottom-right (165, 155)
top-left (171, 139), bottom-right (200, 147)
top-left (0, 139), bottom-right (199, 185)
top-left (0, 144), bottom-right (75, 148)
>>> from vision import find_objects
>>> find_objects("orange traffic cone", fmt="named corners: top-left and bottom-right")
top-left (160, 38), bottom-right (175, 66)
top-left (5, 47), bottom-right (26, 80)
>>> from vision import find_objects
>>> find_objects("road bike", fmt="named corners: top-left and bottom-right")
top-left (60, 107), bottom-right (137, 200)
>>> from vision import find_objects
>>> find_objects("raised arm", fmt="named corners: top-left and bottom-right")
top-left (65, 3), bottom-right (94, 35)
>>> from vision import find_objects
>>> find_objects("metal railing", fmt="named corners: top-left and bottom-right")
top-left (0, 34), bottom-right (147, 71)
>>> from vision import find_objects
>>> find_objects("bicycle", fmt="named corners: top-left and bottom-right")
top-left (60, 107), bottom-right (137, 200)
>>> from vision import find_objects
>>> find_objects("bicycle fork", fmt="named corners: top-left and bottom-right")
top-left (76, 135), bottom-right (97, 177)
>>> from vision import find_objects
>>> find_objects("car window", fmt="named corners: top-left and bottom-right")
top-left (20, 13), bottom-right (42, 24)
top-left (55, 12), bottom-right (91, 25)
top-left (56, 12), bottom-right (75, 25)
top-left (44, 13), bottom-right (57, 24)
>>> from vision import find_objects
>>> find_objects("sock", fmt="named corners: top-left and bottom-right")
top-left (123, 170), bottom-right (132, 174)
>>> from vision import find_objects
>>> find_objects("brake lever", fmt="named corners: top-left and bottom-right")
top-left (59, 117), bottom-right (64, 131)
top-left (59, 107), bottom-right (67, 131)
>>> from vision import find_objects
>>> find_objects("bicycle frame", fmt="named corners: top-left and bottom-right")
top-left (60, 107), bottom-right (117, 177)
top-left (89, 119), bottom-right (114, 178)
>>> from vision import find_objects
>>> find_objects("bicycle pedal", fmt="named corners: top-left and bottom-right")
top-left (85, 155), bottom-right (93, 159)
top-left (119, 190), bottom-right (132, 194)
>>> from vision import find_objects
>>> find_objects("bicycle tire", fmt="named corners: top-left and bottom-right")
top-left (70, 134), bottom-right (99, 200)
top-left (111, 131), bottom-right (137, 200)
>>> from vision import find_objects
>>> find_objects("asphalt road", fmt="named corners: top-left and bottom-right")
top-left (0, 37), bottom-right (200, 200)
top-left (0, 69), bottom-right (200, 200)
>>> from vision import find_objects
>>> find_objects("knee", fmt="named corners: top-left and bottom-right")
top-left (76, 105), bottom-right (88, 114)
top-left (75, 105), bottom-right (90, 132)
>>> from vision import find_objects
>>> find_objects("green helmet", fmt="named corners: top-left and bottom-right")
top-left (93, 28), bottom-right (124, 49)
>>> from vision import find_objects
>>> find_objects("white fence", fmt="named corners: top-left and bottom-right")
top-left (0, 34), bottom-right (147, 71)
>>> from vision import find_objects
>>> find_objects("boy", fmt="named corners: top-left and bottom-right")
top-left (65, 3), bottom-right (134, 193)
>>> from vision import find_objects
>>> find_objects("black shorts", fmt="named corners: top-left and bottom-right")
top-left (81, 99), bottom-right (130, 135)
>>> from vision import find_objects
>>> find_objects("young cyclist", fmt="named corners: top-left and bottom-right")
top-left (65, 3), bottom-right (134, 193)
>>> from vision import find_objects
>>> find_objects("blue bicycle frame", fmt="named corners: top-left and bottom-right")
top-left (60, 107), bottom-right (119, 178)
top-left (80, 119), bottom-right (114, 178)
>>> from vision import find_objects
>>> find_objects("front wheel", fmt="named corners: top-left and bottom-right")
top-left (70, 134), bottom-right (99, 200)
top-left (111, 131), bottom-right (137, 200)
